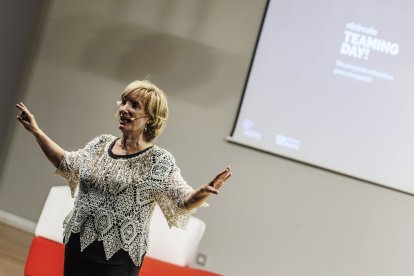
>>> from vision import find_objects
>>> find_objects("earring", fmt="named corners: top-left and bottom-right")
top-left (144, 125), bottom-right (148, 132)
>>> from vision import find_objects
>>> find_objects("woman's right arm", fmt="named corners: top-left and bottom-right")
top-left (16, 102), bottom-right (65, 168)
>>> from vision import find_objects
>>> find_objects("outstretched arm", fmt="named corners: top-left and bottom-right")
top-left (16, 102), bottom-right (65, 168)
top-left (184, 166), bottom-right (232, 210)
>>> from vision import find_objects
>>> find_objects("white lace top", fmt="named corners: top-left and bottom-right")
top-left (55, 134), bottom-right (197, 266)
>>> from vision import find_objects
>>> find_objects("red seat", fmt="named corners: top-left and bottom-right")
top-left (24, 237), bottom-right (64, 276)
top-left (25, 236), bottom-right (220, 276)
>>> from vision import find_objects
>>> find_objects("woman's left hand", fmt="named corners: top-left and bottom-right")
top-left (202, 166), bottom-right (232, 195)
top-left (185, 167), bottom-right (232, 209)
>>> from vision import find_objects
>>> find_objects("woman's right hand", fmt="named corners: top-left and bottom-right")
top-left (16, 102), bottom-right (40, 135)
top-left (15, 102), bottom-right (65, 167)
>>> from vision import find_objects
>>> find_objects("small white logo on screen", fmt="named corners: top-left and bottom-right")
top-left (275, 134), bottom-right (301, 150)
top-left (242, 119), bottom-right (262, 141)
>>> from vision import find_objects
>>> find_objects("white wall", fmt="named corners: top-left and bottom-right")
top-left (2, 1), bottom-right (414, 275)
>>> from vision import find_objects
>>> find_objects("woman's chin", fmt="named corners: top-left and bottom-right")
top-left (118, 125), bottom-right (133, 134)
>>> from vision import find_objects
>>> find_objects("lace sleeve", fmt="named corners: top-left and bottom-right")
top-left (153, 152), bottom-right (199, 229)
top-left (55, 149), bottom-right (85, 197)
top-left (54, 135), bottom-right (110, 197)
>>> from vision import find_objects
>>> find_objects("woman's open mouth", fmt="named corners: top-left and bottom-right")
top-left (119, 116), bottom-right (132, 125)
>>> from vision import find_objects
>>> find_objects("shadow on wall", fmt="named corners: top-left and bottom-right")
top-left (40, 14), bottom-right (245, 106)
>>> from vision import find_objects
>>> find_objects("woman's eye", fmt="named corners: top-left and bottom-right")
top-left (131, 101), bottom-right (141, 109)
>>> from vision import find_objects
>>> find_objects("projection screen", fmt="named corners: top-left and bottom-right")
top-left (229, 0), bottom-right (414, 194)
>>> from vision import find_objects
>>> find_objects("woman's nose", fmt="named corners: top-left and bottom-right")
top-left (119, 103), bottom-right (130, 113)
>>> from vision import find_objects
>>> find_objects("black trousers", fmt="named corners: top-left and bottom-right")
top-left (64, 233), bottom-right (144, 276)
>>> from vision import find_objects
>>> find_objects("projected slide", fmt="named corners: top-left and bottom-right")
top-left (230, 0), bottom-right (414, 194)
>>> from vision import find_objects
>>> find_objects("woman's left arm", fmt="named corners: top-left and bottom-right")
top-left (184, 167), bottom-right (232, 210)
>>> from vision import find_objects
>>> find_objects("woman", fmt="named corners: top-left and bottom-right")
top-left (16, 80), bottom-right (232, 276)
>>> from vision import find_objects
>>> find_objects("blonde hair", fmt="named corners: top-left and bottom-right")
top-left (120, 80), bottom-right (169, 142)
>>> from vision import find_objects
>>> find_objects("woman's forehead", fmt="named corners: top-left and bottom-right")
top-left (123, 90), bottom-right (147, 103)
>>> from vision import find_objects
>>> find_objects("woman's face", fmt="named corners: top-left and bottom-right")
top-left (118, 93), bottom-right (149, 135)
